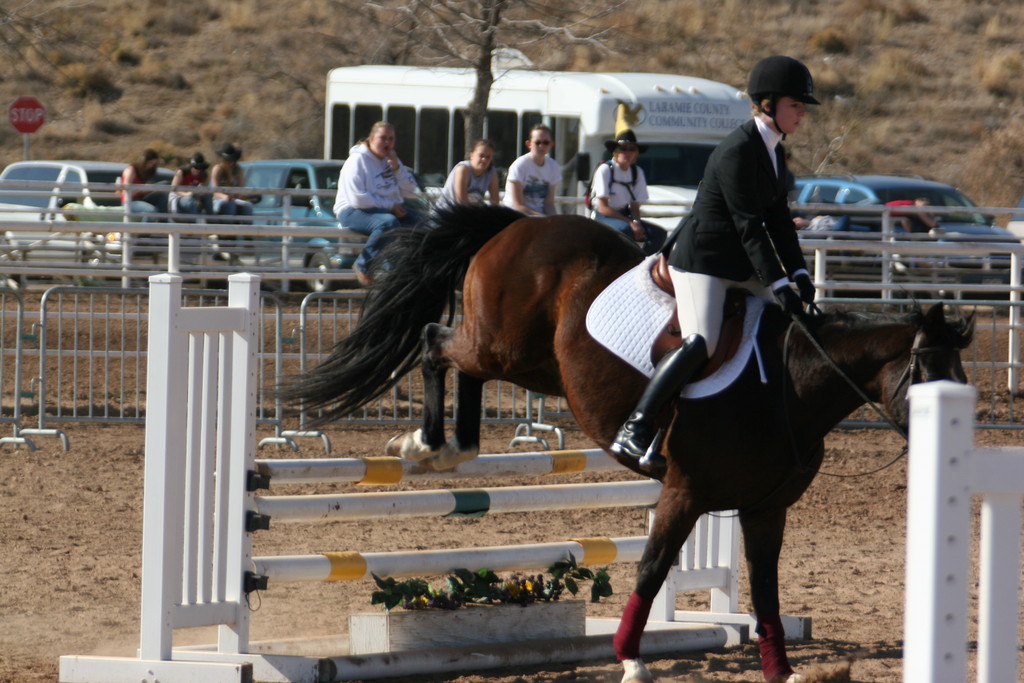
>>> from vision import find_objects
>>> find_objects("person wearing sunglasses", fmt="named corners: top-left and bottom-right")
top-left (503, 124), bottom-right (561, 216)
top-left (590, 128), bottom-right (666, 255)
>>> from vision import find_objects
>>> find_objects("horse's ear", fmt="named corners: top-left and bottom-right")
top-left (923, 302), bottom-right (975, 349)
top-left (923, 302), bottom-right (946, 328)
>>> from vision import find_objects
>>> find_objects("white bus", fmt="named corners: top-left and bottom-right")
top-left (324, 65), bottom-right (750, 228)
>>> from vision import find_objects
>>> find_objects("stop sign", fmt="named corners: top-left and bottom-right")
top-left (9, 97), bottom-right (46, 134)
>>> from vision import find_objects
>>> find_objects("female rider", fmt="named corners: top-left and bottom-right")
top-left (610, 55), bottom-right (820, 465)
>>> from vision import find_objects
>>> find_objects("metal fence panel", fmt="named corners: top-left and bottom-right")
top-left (0, 282), bottom-right (1017, 452)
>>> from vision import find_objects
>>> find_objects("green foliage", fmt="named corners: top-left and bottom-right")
top-left (370, 555), bottom-right (612, 612)
top-left (548, 554), bottom-right (613, 603)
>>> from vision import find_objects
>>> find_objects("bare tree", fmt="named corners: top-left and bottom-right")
top-left (337, 0), bottom-right (628, 153)
top-left (1, 2), bottom-right (99, 77)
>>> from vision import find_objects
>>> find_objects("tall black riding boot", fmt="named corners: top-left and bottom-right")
top-left (610, 334), bottom-right (708, 462)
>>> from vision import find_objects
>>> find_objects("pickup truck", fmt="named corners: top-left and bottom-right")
top-left (0, 160), bottom-right (172, 270)
top-left (239, 158), bottom-right (364, 291)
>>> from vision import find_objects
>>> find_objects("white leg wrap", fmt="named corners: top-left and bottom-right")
top-left (421, 438), bottom-right (479, 471)
top-left (620, 658), bottom-right (653, 683)
top-left (384, 428), bottom-right (435, 461)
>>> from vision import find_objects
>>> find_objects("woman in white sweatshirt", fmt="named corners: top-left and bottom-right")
top-left (333, 121), bottom-right (421, 285)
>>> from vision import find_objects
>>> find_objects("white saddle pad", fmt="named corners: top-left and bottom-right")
top-left (585, 254), bottom-right (767, 398)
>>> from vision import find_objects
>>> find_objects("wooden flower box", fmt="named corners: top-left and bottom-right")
top-left (348, 600), bottom-right (586, 654)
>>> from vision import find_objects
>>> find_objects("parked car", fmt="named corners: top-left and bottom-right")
top-left (1007, 194), bottom-right (1024, 240)
top-left (0, 160), bottom-right (173, 269)
top-left (793, 174), bottom-right (1019, 285)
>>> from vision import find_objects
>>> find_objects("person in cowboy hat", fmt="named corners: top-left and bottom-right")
top-left (610, 55), bottom-right (820, 467)
top-left (210, 142), bottom-right (254, 221)
top-left (169, 152), bottom-right (213, 219)
top-left (590, 128), bottom-right (666, 255)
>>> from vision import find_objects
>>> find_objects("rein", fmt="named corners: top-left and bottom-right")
top-left (780, 307), bottom-right (945, 478)
top-left (706, 306), bottom-right (938, 519)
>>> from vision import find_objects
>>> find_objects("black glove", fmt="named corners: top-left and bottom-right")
top-left (773, 284), bottom-right (804, 317)
top-left (793, 273), bottom-right (816, 304)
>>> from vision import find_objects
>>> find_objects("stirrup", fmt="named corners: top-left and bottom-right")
top-left (638, 430), bottom-right (666, 468)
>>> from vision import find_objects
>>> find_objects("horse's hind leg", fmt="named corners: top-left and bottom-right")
top-left (420, 369), bottom-right (482, 470)
top-left (614, 497), bottom-right (702, 682)
top-left (386, 323), bottom-right (482, 469)
top-left (386, 323), bottom-right (451, 461)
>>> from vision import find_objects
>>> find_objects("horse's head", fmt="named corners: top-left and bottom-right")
top-left (883, 302), bottom-right (975, 430)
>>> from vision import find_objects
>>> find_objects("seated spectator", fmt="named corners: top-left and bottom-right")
top-left (211, 143), bottom-right (254, 222)
top-left (886, 198), bottom-right (937, 233)
top-left (333, 121), bottom-right (422, 285)
top-left (437, 139), bottom-right (500, 209)
top-left (589, 128), bottom-right (666, 255)
top-left (502, 124), bottom-right (560, 216)
top-left (120, 148), bottom-right (168, 220)
top-left (169, 153), bottom-right (213, 220)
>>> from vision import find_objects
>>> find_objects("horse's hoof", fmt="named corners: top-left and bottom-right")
top-left (420, 441), bottom-right (479, 471)
top-left (620, 658), bottom-right (653, 683)
top-left (767, 674), bottom-right (805, 683)
top-left (385, 429), bottom-right (434, 462)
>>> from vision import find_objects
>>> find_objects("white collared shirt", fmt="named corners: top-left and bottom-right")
top-left (753, 116), bottom-right (808, 289)
top-left (753, 116), bottom-right (782, 177)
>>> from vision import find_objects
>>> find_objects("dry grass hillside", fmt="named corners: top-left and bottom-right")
top-left (4, 0), bottom-right (1024, 209)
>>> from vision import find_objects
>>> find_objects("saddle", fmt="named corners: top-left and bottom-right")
top-left (648, 254), bottom-right (748, 379)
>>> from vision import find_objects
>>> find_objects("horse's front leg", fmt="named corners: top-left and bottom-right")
top-left (614, 493), bottom-right (701, 682)
top-left (740, 507), bottom-right (804, 683)
top-left (386, 323), bottom-right (452, 461)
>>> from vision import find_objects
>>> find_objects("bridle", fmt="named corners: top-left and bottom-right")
top-left (726, 308), bottom-right (954, 516)
top-left (889, 328), bottom-right (950, 402)
top-left (782, 311), bottom-right (951, 470)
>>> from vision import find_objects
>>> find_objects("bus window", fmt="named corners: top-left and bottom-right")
top-left (636, 143), bottom-right (715, 189)
top-left (486, 111), bottom-right (518, 172)
top-left (453, 110), bottom-right (467, 162)
top-left (419, 108), bottom-right (450, 186)
top-left (522, 112), bottom-right (543, 140)
top-left (387, 106), bottom-right (416, 167)
top-left (552, 116), bottom-right (580, 188)
top-left (330, 104), bottom-right (351, 160)
top-left (354, 105), bottom-right (383, 142)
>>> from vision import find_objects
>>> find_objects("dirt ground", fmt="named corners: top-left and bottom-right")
top-left (1, 417), bottom-right (1020, 683)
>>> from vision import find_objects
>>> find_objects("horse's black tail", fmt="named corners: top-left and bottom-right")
top-left (279, 203), bottom-right (525, 426)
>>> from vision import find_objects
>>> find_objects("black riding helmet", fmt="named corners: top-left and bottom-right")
top-left (747, 55), bottom-right (819, 138)
top-left (748, 55), bottom-right (820, 105)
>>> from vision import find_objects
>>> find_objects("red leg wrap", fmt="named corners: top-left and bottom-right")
top-left (613, 592), bottom-right (653, 661)
top-left (756, 614), bottom-right (794, 681)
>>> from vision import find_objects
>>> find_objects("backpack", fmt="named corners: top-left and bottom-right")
top-left (584, 160), bottom-right (638, 213)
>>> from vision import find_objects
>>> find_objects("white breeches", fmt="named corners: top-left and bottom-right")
top-left (668, 267), bottom-right (772, 357)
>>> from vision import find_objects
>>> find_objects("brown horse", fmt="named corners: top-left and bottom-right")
top-left (281, 203), bottom-right (973, 683)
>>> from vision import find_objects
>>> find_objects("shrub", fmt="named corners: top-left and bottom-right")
top-left (127, 56), bottom-right (189, 90)
top-left (59, 63), bottom-right (119, 100)
top-left (856, 48), bottom-right (926, 97)
top-left (808, 27), bottom-right (852, 55)
top-left (962, 117), bottom-right (1024, 210)
top-left (977, 51), bottom-right (1023, 99)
